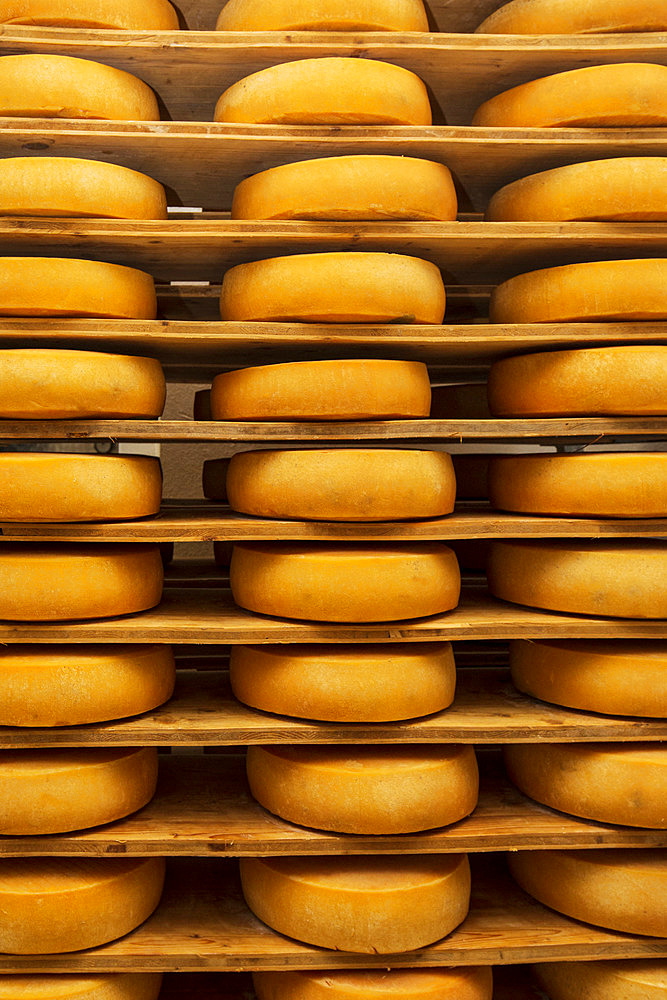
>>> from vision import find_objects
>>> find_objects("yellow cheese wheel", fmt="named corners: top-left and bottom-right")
top-left (0, 454), bottom-right (162, 522)
top-left (477, 0), bottom-right (667, 33)
top-left (0, 748), bottom-right (159, 834)
top-left (226, 449), bottom-right (456, 521)
top-left (230, 642), bottom-right (456, 721)
top-left (193, 389), bottom-right (212, 421)
top-left (510, 638), bottom-right (667, 718)
top-left (0, 349), bottom-right (166, 419)
top-left (0, 975), bottom-right (164, 1000)
top-left (0, 54), bottom-right (159, 121)
top-left (488, 453), bottom-right (667, 517)
top-left (216, 0), bottom-right (428, 30)
top-left (202, 458), bottom-right (229, 500)
top-left (486, 158), bottom-right (667, 221)
top-left (487, 346), bottom-right (667, 417)
top-left (230, 542), bottom-right (461, 621)
top-left (0, 643), bottom-right (175, 727)
top-left (488, 540), bottom-right (667, 618)
top-left (0, 0), bottom-right (178, 26)
top-left (430, 383), bottom-right (491, 419)
top-left (253, 968), bottom-right (493, 1000)
top-left (505, 742), bottom-right (667, 828)
top-left (220, 253), bottom-right (445, 324)
top-left (214, 58), bottom-right (432, 125)
top-left (0, 857), bottom-right (165, 953)
top-left (240, 854), bottom-right (471, 952)
top-left (0, 257), bottom-right (156, 319)
top-left (211, 360), bottom-right (431, 420)
top-left (0, 157), bottom-right (167, 220)
top-left (247, 744), bottom-right (479, 834)
top-left (0, 544), bottom-right (164, 621)
top-left (533, 960), bottom-right (667, 1000)
top-left (489, 260), bottom-right (667, 325)
top-left (231, 156), bottom-right (456, 221)
top-left (508, 848), bottom-right (667, 937)
top-left (472, 64), bottom-right (667, 128)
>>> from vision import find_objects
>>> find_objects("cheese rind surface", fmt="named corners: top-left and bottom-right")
top-left (476, 0), bottom-right (667, 33)
top-left (253, 967), bottom-right (493, 1000)
top-left (0, 975), bottom-right (164, 1000)
top-left (216, 0), bottom-right (429, 30)
top-left (0, 0), bottom-right (178, 27)
top-left (533, 959), bottom-right (667, 1000)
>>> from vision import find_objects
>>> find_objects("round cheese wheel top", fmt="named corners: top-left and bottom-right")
top-left (216, 0), bottom-right (429, 30)
top-left (230, 641), bottom-right (456, 721)
top-left (0, 0), bottom-right (178, 27)
top-left (0, 857), bottom-right (166, 954)
top-left (0, 975), bottom-right (164, 1000)
top-left (0, 54), bottom-right (159, 121)
top-left (508, 848), bottom-right (667, 937)
top-left (230, 542), bottom-right (461, 622)
top-left (211, 359), bottom-right (431, 420)
top-left (486, 158), bottom-right (667, 222)
top-left (487, 346), bottom-right (667, 417)
top-left (509, 638), bottom-right (667, 718)
top-left (477, 0), bottom-right (667, 33)
top-left (226, 449), bottom-right (456, 521)
top-left (240, 854), bottom-right (471, 953)
top-left (0, 349), bottom-right (166, 419)
top-left (214, 58), bottom-right (432, 125)
top-left (231, 156), bottom-right (456, 222)
top-left (253, 967), bottom-right (493, 1000)
top-left (533, 959), bottom-right (667, 1000)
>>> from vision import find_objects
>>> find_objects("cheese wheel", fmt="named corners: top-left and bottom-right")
top-left (231, 156), bottom-right (456, 222)
top-left (0, 54), bottom-right (159, 121)
top-left (230, 642), bottom-right (456, 721)
top-left (240, 854), bottom-right (471, 952)
top-left (211, 360), bottom-right (431, 420)
top-left (226, 449), bottom-right (456, 521)
top-left (0, 158), bottom-right (167, 220)
top-left (0, 643), bottom-right (175, 727)
top-left (0, 349), bottom-right (166, 419)
top-left (0, 975), bottom-right (164, 1000)
top-left (230, 542), bottom-right (461, 621)
top-left (489, 260), bottom-right (667, 325)
top-left (253, 968), bottom-right (493, 1000)
top-left (247, 744), bottom-right (479, 834)
top-left (202, 458), bottom-right (229, 500)
top-left (533, 960), bottom-right (667, 1000)
top-left (0, 257), bottom-right (156, 319)
top-left (510, 638), bottom-right (667, 718)
top-left (0, 544), bottom-right (164, 621)
top-left (487, 346), bottom-right (667, 417)
top-left (451, 456), bottom-right (489, 500)
top-left (220, 253), bottom-right (446, 324)
top-left (0, 0), bottom-right (178, 27)
top-left (0, 857), bottom-right (165, 953)
top-left (488, 540), bottom-right (667, 618)
top-left (193, 389), bottom-right (212, 421)
top-left (486, 158), bottom-right (667, 222)
top-left (508, 849), bottom-right (667, 937)
top-left (488, 453), bottom-right (667, 518)
top-left (0, 454), bottom-right (162, 522)
top-left (430, 383), bottom-right (490, 419)
top-left (472, 64), bottom-right (667, 128)
top-left (214, 58), bottom-right (432, 125)
top-left (0, 748), bottom-right (159, 834)
top-left (505, 742), bottom-right (667, 828)
top-left (477, 0), bottom-right (667, 33)
top-left (216, 0), bottom-right (429, 30)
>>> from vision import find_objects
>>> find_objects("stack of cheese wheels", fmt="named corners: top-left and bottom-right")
top-left (0, 350), bottom-right (166, 419)
top-left (246, 744), bottom-right (479, 833)
top-left (214, 58), bottom-right (432, 124)
top-left (220, 253), bottom-right (446, 324)
top-left (226, 449), bottom-right (456, 521)
top-left (231, 156), bottom-right (457, 221)
top-left (0, 544), bottom-right (164, 620)
top-left (488, 540), bottom-right (667, 618)
top-left (210, 360), bottom-right (432, 420)
top-left (486, 158), bottom-right (667, 221)
top-left (0, 857), bottom-right (165, 953)
top-left (253, 968), bottom-right (494, 1000)
top-left (202, 458), bottom-right (229, 499)
top-left (0, 258), bottom-right (157, 319)
top-left (230, 642), bottom-right (457, 721)
top-left (0, 454), bottom-right (163, 521)
top-left (0, 748), bottom-right (159, 834)
top-left (505, 743), bottom-right (667, 828)
top-left (0, 975), bottom-right (164, 1000)
top-left (472, 64), bottom-right (667, 127)
top-left (0, 644), bottom-right (176, 726)
top-left (240, 854), bottom-right (471, 952)
top-left (0, 54), bottom-right (159, 120)
top-left (0, 0), bottom-right (178, 27)
top-left (533, 959), bottom-right (667, 1000)
top-left (0, 158), bottom-right (168, 219)
top-left (487, 347), bottom-right (667, 417)
top-left (230, 542), bottom-right (461, 621)
top-left (216, 0), bottom-right (429, 30)
top-left (477, 0), bottom-right (667, 32)
top-left (509, 638), bottom-right (667, 718)
top-left (508, 848), bottom-right (667, 937)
